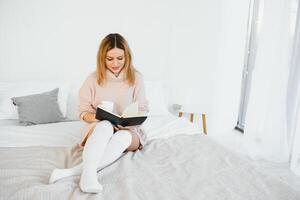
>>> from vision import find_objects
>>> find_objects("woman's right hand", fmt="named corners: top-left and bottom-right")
top-left (83, 112), bottom-right (99, 123)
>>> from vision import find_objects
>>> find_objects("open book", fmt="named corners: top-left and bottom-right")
top-left (95, 102), bottom-right (147, 126)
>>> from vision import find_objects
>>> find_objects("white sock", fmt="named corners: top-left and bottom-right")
top-left (80, 120), bottom-right (113, 193)
top-left (98, 130), bottom-right (132, 169)
top-left (49, 163), bottom-right (82, 184)
top-left (49, 130), bottom-right (132, 185)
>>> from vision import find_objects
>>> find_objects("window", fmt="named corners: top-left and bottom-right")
top-left (236, 0), bottom-right (264, 133)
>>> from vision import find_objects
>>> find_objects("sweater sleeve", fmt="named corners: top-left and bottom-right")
top-left (133, 73), bottom-right (149, 114)
top-left (78, 74), bottom-right (96, 120)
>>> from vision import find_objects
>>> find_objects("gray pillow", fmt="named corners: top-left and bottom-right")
top-left (11, 88), bottom-right (64, 125)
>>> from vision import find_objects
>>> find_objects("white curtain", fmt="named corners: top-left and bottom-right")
top-left (290, 1), bottom-right (300, 175)
top-left (243, 0), bottom-right (300, 175)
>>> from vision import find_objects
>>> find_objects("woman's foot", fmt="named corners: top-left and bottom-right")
top-left (79, 171), bottom-right (103, 193)
top-left (49, 168), bottom-right (69, 183)
top-left (49, 164), bottom-right (83, 184)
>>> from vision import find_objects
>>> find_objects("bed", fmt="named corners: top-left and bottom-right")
top-left (0, 82), bottom-right (300, 200)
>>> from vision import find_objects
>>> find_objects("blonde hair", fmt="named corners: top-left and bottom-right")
top-left (96, 33), bottom-right (136, 85)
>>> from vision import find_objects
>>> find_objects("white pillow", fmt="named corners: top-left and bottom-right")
top-left (144, 81), bottom-right (170, 116)
top-left (0, 82), bottom-right (70, 120)
top-left (65, 82), bottom-right (81, 121)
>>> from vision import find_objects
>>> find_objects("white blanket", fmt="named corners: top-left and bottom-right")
top-left (0, 116), bottom-right (299, 199)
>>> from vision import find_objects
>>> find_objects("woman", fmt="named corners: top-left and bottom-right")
top-left (49, 33), bottom-right (148, 193)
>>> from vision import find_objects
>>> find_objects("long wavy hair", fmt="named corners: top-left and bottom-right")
top-left (96, 33), bottom-right (136, 85)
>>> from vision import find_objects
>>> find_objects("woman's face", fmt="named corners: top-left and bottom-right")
top-left (105, 48), bottom-right (125, 74)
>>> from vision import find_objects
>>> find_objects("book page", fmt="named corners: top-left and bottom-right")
top-left (122, 102), bottom-right (139, 117)
top-left (97, 102), bottom-right (121, 117)
top-left (98, 101), bottom-right (114, 112)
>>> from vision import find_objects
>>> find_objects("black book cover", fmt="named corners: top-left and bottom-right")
top-left (95, 107), bottom-right (147, 126)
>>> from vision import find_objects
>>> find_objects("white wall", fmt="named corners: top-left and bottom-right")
top-left (0, 0), bottom-right (250, 134)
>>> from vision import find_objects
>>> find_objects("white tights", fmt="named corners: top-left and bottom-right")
top-left (49, 120), bottom-right (132, 193)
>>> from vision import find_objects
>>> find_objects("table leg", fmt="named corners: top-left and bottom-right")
top-left (178, 112), bottom-right (183, 117)
top-left (190, 113), bottom-right (194, 123)
top-left (202, 114), bottom-right (207, 134)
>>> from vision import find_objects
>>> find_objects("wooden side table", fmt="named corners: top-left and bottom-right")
top-left (178, 112), bottom-right (207, 135)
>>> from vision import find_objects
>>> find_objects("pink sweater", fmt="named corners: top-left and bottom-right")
top-left (78, 70), bottom-right (148, 147)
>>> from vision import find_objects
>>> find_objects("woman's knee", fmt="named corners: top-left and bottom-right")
top-left (94, 120), bottom-right (114, 136)
top-left (112, 130), bottom-right (132, 147)
top-left (126, 132), bottom-right (141, 152)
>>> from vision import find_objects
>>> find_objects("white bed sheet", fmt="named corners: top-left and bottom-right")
top-left (0, 114), bottom-right (201, 147)
top-left (0, 120), bottom-right (84, 147)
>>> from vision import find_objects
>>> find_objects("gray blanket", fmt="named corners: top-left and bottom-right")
top-left (0, 135), bottom-right (299, 200)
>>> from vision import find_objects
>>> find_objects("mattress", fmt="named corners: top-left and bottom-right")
top-left (0, 114), bottom-right (199, 147)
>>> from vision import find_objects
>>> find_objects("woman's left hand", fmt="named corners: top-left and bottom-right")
top-left (113, 125), bottom-right (131, 131)
top-left (117, 125), bottom-right (131, 130)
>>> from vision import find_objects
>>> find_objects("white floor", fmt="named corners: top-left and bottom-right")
top-left (208, 129), bottom-right (300, 194)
